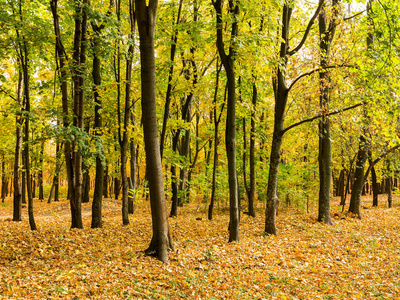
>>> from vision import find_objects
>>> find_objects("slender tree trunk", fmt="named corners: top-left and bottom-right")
top-left (136, 0), bottom-right (173, 263)
top-left (91, 18), bottom-right (105, 228)
top-left (213, 0), bottom-right (240, 242)
top-left (371, 164), bottom-right (378, 206)
top-left (38, 140), bottom-right (44, 200)
top-left (265, 0), bottom-right (324, 235)
top-left (1, 157), bottom-right (7, 202)
top-left (103, 164), bottom-right (108, 198)
top-left (348, 135), bottom-right (368, 218)
top-left (159, 0), bottom-right (184, 158)
top-left (169, 131), bottom-right (179, 217)
top-left (348, 0), bottom-right (374, 218)
top-left (22, 48), bottom-right (37, 231)
top-left (13, 68), bottom-right (23, 222)
top-left (338, 169), bottom-right (346, 205)
top-left (386, 159), bottom-right (393, 208)
top-left (209, 62), bottom-right (224, 221)
top-left (317, 0), bottom-right (338, 225)
top-left (248, 81), bottom-right (257, 217)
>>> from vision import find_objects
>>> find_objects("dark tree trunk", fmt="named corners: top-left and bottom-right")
top-left (21, 166), bottom-right (26, 204)
top-left (265, 1), bottom-right (324, 235)
top-left (13, 67), bottom-right (23, 222)
top-left (169, 130), bottom-right (180, 217)
top-left (386, 160), bottom-right (393, 208)
top-left (348, 135), bottom-right (368, 218)
top-left (82, 171), bottom-right (90, 203)
top-left (208, 62), bottom-right (223, 221)
top-left (51, 0), bottom-right (88, 229)
top-left (247, 82), bottom-right (257, 217)
top-left (338, 169), bottom-right (346, 206)
top-left (117, 0), bottom-right (135, 226)
top-left (21, 33), bottom-right (37, 230)
top-left (38, 141), bottom-right (44, 200)
top-left (348, 0), bottom-right (374, 218)
top-left (371, 164), bottom-right (378, 206)
top-left (103, 164), bottom-right (108, 198)
top-left (317, 0), bottom-right (338, 226)
top-left (213, 0), bottom-right (240, 242)
top-left (1, 157), bottom-right (7, 202)
top-left (136, 0), bottom-right (173, 263)
top-left (91, 18), bottom-right (106, 227)
top-left (114, 177), bottom-right (120, 200)
top-left (159, 0), bottom-right (184, 158)
top-left (31, 176), bottom-right (36, 199)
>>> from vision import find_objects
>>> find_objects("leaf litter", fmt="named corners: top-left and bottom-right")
top-left (0, 196), bottom-right (399, 299)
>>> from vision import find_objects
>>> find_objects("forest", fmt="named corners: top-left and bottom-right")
top-left (0, 0), bottom-right (400, 297)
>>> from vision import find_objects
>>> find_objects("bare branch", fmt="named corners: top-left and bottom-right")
top-left (343, 10), bottom-right (366, 21)
top-left (0, 87), bottom-right (17, 101)
top-left (365, 145), bottom-right (400, 179)
top-left (288, 0), bottom-right (325, 56)
top-left (282, 103), bottom-right (363, 135)
top-left (287, 64), bottom-right (357, 92)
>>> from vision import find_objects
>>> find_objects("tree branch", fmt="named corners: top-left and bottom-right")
top-left (343, 10), bottom-right (366, 21)
top-left (288, 0), bottom-right (325, 56)
top-left (365, 144), bottom-right (400, 179)
top-left (282, 103), bottom-right (363, 135)
top-left (287, 64), bottom-right (357, 92)
top-left (0, 87), bottom-right (17, 101)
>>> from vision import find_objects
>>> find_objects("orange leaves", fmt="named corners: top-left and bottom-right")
top-left (0, 196), bottom-right (400, 298)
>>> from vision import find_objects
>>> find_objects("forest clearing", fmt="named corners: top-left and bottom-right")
top-left (1, 195), bottom-right (399, 299)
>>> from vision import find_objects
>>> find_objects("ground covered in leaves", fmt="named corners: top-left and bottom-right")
top-left (0, 195), bottom-right (399, 299)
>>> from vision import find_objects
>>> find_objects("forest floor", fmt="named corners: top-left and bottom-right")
top-left (0, 195), bottom-right (399, 299)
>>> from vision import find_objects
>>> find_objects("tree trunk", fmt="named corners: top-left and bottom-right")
top-left (91, 19), bottom-right (105, 228)
top-left (338, 169), bottom-right (345, 205)
top-left (103, 164), bottom-right (108, 198)
top-left (13, 67), bottom-right (23, 222)
top-left (348, 135), bottom-right (368, 218)
top-left (22, 45), bottom-right (37, 231)
top-left (82, 171), bottom-right (90, 203)
top-left (38, 141), bottom-right (44, 200)
top-left (208, 62), bottom-right (223, 221)
top-left (371, 164), bottom-right (378, 206)
top-left (317, 0), bottom-right (338, 226)
top-left (1, 157), bottom-right (7, 202)
top-left (213, 0), bottom-right (240, 242)
top-left (136, 0), bottom-right (173, 263)
top-left (169, 131), bottom-right (180, 217)
top-left (248, 82), bottom-right (257, 217)
top-left (265, 0), bottom-right (325, 234)
top-left (159, 0), bottom-right (184, 158)
top-left (386, 159), bottom-right (393, 208)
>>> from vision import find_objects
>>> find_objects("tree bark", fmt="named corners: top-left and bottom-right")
top-left (386, 159), bottom-right (393, 208)
top-left (159, 0), bottom-right (184, 158)
top-left (208, 62), bottom-right (223, 220)
top-left (136, 0), bottom-right (173, 263)
top-left (317, 0), bottom-right (339, 225)
top-left (371, 163), bottom-right (378, 206)
top-left (13, 67), bottom-right (23, 222)
top-left (1, 156), bottom-right (7, 202)
top-left (348, 135), bottom-right (368, 218)
top-left (91, 18), bottom-right (106, 228)
top-left (265, 0), bottom-right (324, 235)
top-left (248, 81), bottom-right (257, 217)
top-left (213, 0), bottom-right (240, 242)
top-left (38, 140), bottom-right (44, 200)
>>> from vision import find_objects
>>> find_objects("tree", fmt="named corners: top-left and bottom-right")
top-left (265, 0), bottom-right (325, 235)
top-left (213, 0), bottom-right (240, 242)
top-left (136, 0), bottom-right (174, 263)
top-left (317, 0), bottom-right (340, 225)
